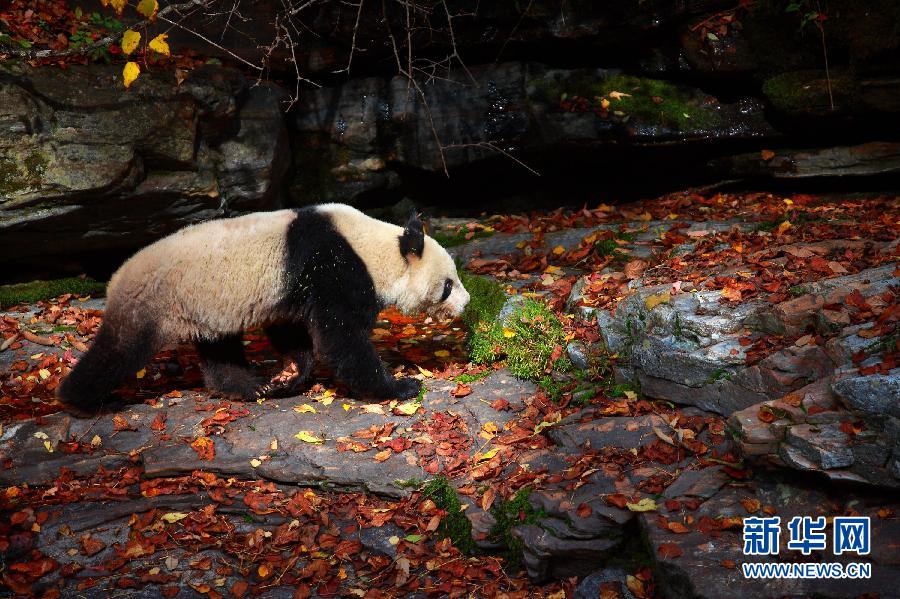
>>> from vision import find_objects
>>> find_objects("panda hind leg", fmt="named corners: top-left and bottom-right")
top-left (256, 322), bottom-right (314, 398)
top-left (196, 334), bottom-right (260, 400)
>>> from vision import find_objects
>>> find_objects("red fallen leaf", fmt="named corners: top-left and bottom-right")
top-left (839, 420), bottom-right (865, 435)
top-left (604, 494), bottom-right (629, 509)
top-left (845, 289), bottom-right (870, 310)
top-left (740, 498), bottom-right (761, 513)
top-left (549, 344), bottom-right (564, 366)
top-left (738, 337), bottom-right (753, 347)
top-left (667, 521), bottom-right (690, 534)
top-left (79, 534), bottom-right (105, 557)
top-left (809, 257), bottom-right (832, 273)
top-left (450, 383), bottom-right (472, 397)
top-left (657, 542), bottom-right (683, 558)
top-left (150, 411), bottom-right (167, 431)
top-left (806, 405), bottom-right (829, 415)
top-left (721, 285), bottom-right (742, 302)
top-left (757, 406), bottom-right (776, 423)
top-left (231, 580), bottom-right (248, 598)
top-left (664, 499), bottom-right (681, 511)
top-left (424, 459), bottom-right (440, 474)
top-left (721, 559), bottom-right (736, 569)
top-left (490, 398), bottom-right (511, 411)
top-left (190, 436), bottom-right (215, 461)
top-left (576, 503), bottom-right (592, 518)
top-left (10, 556), bottom-right (58, 579)
top-left (112, 415), bottom-right (135, 432)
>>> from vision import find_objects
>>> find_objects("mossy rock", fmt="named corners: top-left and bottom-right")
top-left (470, 296), bottom-right (571, 380)
top-left (422, 477), bottom-right (475, 555)
top-left (530, 70), bottom-right (726, 131)
top-left (0, 151), bottom-right (48, 198)
top-left (0, 278), bottom-right (106, 309)
top-left (763, 69), bottom-right (858, 115)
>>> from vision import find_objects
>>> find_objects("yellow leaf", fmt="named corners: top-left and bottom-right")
top-left (395, 402), bottom-right (420, 416)
top-left (250, 458), bottom-right (262, 468)
top-left (416, 365), bottom-right (434, 378)
top-left (123, 62), bottom-right (140, 89)
top-left (270, 439), bottom-right (278, 450)
top-left (644, 292), bottom-right (671, 310)
top-left (38, 369), bottom-right (51, 380)
top-left (160, 512), bottom-right (188, 524)
top-left (388, 536), bottom-right (400, 545)
top-left (476, 447), bottom-right (499, 462)
top-left (257, 564), bottom-right (270, 578)
top-left (775, 221), bottom-right (792, 237)
top-left (342, 403), bottom-right (352, 411)
top-left (43, 440), bottom-right (53, 453)
top-left (552, 245), bottom-right (565, 255)
top-left (293, 404), bottom-right (316, 414)
top-left (109, 0), bottom-right (126, 15)
top-left (626, 498), bottom-right (657, 512)
top-left (623, 390), bottom-right (637, 400)
top-left (294, 430), bottom-right (323, 444)
top-left (148, 33), bottom-right (170, 55)
top-left (600, 97), bottom-right (610, 109)
top-left (608, 91), bottom-right (632, 100)
top-left (121, 29), bottom-right (140, 55)
top-left (90, 435), bottom-right (102, 448)
top-left (502, 328), bottom-right (516, 338)
top-left (136, 0), bottom-right (159, 20)
top-left (434, 350), bottom-right (450, 358)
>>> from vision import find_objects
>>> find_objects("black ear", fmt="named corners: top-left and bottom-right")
top-left (398, 212), bottom-right (425, 259)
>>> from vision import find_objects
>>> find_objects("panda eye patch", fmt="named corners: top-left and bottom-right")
top-left (440, 279), bottom-right (453, 302)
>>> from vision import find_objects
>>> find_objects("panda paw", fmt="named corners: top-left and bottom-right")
top-left (391, 377), bottom-right (422, 400)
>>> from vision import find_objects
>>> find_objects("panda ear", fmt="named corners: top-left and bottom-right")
top-left (399, 212), bottom-right (425, 260)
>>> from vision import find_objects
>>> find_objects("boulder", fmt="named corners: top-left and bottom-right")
top-left (0, 63), bottom-right (288, 272)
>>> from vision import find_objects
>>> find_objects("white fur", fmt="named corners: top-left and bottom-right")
top-left (105, 205), bottom-right (469, 345)
top-left (316, 204), bottom-right (470, 318)
top-left (106, 210), bottom-right (296, 342)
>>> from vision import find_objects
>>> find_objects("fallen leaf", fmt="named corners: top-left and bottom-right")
top-left (148, 33), bottom-right (170, 55)
top-left (121, 29), bottom-right (140, 55)
top-left (626, 498), bottom-right (657, 512)
top-left (645, 292), bottom-right (671, 310)
top-left (294, 431), bottom-right (324, 444)
top-left (658, 542), bottom-right (683, 558)
top-left (123, 62), bottom-right (141, 88)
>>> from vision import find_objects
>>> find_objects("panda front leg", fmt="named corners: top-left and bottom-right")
top-left (255, 322), bottom-right (315, 399)
top-left (315, 327), bottom-right (421, 400)
top-left (196, 334), bottom-right (261, 400)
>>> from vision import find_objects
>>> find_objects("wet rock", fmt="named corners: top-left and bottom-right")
top-left (713, 141), bottom-right (900, 180)
top-left (566, 342), bottom-right (590, 371)
top-left (600, 265), bottom-right (895, 416)
top-left (832, 362), bottom-right (900, 418)
top-left (0, 63), bottom-right (288, 270)
top-left (290, 62), bottom-right (774, 202)
top-left (0, 368), bottom-right (533, 495)
top-left (514, 524), bottom-right (620, 582)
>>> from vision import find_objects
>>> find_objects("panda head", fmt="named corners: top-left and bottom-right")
top-left (395, 213), bottom-right (470, 320)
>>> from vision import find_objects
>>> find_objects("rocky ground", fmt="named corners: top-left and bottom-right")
top-left (0, 191), bottom-right (898, 598)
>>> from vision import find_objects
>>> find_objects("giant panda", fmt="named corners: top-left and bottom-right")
top-left (57, 204), bottom-right (470, 416)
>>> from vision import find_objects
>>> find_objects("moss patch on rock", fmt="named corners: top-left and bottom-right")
top-left (422, 477), bottom-right (475, 555)
top-left (459, 270), bottom-right (507, 334)
top-left (763, 69), bottom-right (857, 114)
top-left (470, 297), bottom-right (571, 380)
top-left (532, 71), bottom-right (725, 130)
top-left (489, 487), bottom-right (545, 565)
top-left (0, 151), bottom-right (48, 196)
top-left (0, 277), bottom-right (106, 309)
top-left (433, 228), bottom-right (494, 248)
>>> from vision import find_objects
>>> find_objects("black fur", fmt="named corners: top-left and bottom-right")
top-left (56, 319), bottom-right (157, 416)
top-left (278, 209), bottom-right (422, 400)
top-left (398, 212), bottom-right (425, 259)
top-left (197, 334), bottom-right (260, 399)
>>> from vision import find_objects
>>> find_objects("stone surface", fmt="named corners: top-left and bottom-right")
top-left (289, 62), bottom-right (774, 203)
top-left (713, 142), bottom-right (900, 180)
top-left (0, 63), bottom-right (288, 270)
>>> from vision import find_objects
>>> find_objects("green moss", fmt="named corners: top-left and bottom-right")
top-left (490, 487), bottom-right (545, 565)
top-left (532, 71), bottom-right (724, 130)
top-left (422, 477), bottom-right (475, 555)
top-left (470, 298), bottom-right (571, 380)
top-left (0, 152), bottom-right (48, 195)
top-left (433, 228), bottom-right (494, 248)
top-left (762, 70), bottom-right (857, 113)
top-left (0, 277), bottom-right (106, 309)
top-left (789, 285), bottom-right (808, 297)
top-left (455, 370), bottom-right (493, 384)
top-left (459, 270), bottom-right (507, 334)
